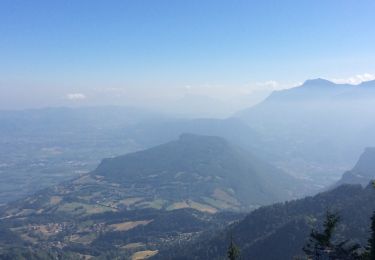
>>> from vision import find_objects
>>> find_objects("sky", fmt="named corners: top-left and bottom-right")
top-left (1, 0), bottom-right (375, 111)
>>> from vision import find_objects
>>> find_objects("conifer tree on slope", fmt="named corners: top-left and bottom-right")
top-left (303, 211), bottom-right (360, 259)
top-left (303, 211), bottom-right (340, 258)
top-left (362, 182), bottom-right (375, 259)
top-left (363, 211), bottom-right (375, 260)
top-left (370, 181), bottom-right (375, 259)
top-left (227, 234), bottom-right (240, 260)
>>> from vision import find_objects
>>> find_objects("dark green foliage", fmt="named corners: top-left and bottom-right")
top-left (0, 205), bottom-right (239, 259)
top-left (0, 226), bottom-right (24, 246)
top-left (91, 208), bottom-right (217, 247)
top-left (157, 183), bottom-right (375, 260)
top-left (0, 246), bottom-right (76, 260)
top-left (304, 211), bottom-right (361, 259)
top-left (369, 212), bottom-right (375, 260)
top-left (362, 211), bottom-right (375, 260)
top-left (303, 211), bottom-right (340, 257)
top-left (227, 235), bottom-right (240, 260)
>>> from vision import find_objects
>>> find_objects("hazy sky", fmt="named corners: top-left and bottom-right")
top-left (1, 0), bottom-right (375, 110)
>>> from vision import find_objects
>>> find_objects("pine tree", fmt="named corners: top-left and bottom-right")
top-left (362, 182), bottom-right (375, 260)
top-left (304, 211), bottom-right (361, 259)
top-left (303, 211), bottom-right (340, 259)
top-left (367, 211), bottom-right (375, 260)
top-left (227, 234), bottom-right (240, 260)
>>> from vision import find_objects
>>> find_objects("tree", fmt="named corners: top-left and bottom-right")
top-left (369, 210), bottom-right (375, 259)
top-left (363, 211), bottom-right (375, 260)
top-left (362, 182), bottom-right (375, 260)
top-left (227, 234), bottom-right (240, 260)
top-left (303, 211), bottom-right (357, 259)
top-left (304, 211), bottom-right (362, 260)
top-left (304, 211), bottom-right (340, 259)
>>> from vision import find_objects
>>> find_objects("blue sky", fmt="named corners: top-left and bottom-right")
top-left (1, 0), bottom-right (375, 109)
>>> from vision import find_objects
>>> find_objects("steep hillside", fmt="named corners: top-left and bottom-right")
top-left (158, 183), bottom-right (375, 260)
top-left (94, 133), bottom-right (303, 210)
top-left (334, 147), bottom-right (375, 187)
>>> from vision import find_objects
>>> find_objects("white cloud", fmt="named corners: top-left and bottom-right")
top-left (331, 73), bottom-right (375, 85)
top-left (256, 80), bottom-right (279, 89)
top-left (66, 93), bottom-right (86, 100)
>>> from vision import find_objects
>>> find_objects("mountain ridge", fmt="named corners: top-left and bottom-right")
top-left (94, 133), bottom-right (303, 210)
top-left (157, 182), bottom-right (375, 259)
top-left (334, 147), bottom-right (375, 187)
top-left (234, 78), bottom-right (375, 185)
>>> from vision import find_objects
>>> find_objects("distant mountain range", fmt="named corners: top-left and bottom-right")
top-left (235, 79), bottom-right (375, 183)
top-left (241, 78), bottom-right (375, 104)
top-left (3, 78), bottom-right (375, 204)
top-left (2, 78), bottom-right (375, 259)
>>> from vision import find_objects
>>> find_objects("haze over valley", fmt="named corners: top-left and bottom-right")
top-left (1, 1), bottom-right (375, 259)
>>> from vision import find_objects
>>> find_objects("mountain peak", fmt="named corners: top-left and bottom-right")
top-left (359, 79), bottom-right (375, 88)
top-left (178, 133), bottom-right (226, 143)
top-left (93, 135), bottom-right (301, 210)
top-left (302, 78), bottom-right (335, 87)
top-left (333, 147), bottom-right (375, 188)
top-left (353, 147), bottom-right (375, 173)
